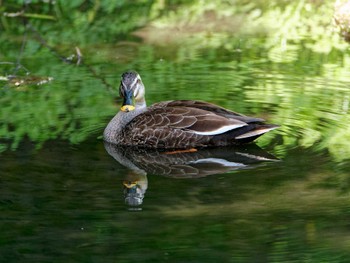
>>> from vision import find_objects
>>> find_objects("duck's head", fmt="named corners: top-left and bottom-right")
top-left (119, 71), bottom-right (145, 112)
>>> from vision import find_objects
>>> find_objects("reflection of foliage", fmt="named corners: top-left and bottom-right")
top-left (1, 0), bottom-right (153, 44)
top-left (334, 0), bottom-right (350, 42)
top-left (1, 0), bottom-right (350, 165)
top-left (0, 63), bottom-right (114, 151)
top-left (1, 0), bottom-right (344, 49)
top-left (142, 0), bottom-right (348, 54)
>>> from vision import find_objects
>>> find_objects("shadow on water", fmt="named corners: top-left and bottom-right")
top-left (104, 142), bottom-right (279, 207)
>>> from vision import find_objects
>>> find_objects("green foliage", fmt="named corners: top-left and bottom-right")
top-left (0, 0), bottom-right (153, 44)
top-left (0, 61), bottom-right (113, 151)
top-left (1, 0), bottom-right (350, 166)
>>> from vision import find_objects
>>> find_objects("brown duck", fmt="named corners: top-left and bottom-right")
top-left (104, 71), bottom-right (278, 149)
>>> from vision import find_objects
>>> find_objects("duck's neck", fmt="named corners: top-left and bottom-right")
top-left (103, 102), bottom-right (147, 143)
top-left (135, 98), bottom-right (146, 109)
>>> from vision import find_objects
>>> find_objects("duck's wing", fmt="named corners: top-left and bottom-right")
top-left (151, 100), bottom-right (264, 123)
top-left (129, 106), bottom-right (248, 136)
top-left (123, 106), bottom-right (249, 148)
top-left (123, 101), bottom-right (278, 148)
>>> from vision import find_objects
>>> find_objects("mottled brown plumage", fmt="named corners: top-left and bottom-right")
top-left (103, 71), bottom-right (278, 149)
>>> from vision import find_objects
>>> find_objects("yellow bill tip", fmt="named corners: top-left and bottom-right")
top-left (121, 105), bottom-right (135, 112)
top-left (123, 181), bottom-right (137, 188)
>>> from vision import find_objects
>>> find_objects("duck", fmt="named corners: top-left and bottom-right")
top-left (103, 71), bottom-right (278, 149)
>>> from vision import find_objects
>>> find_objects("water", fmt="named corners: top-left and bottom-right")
top-left (2, 2), bottom-right (350, 262)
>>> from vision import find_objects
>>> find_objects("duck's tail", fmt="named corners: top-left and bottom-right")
top-left (234, 124), bottom-right (279, 144)
top-left (209, 123), bottom-right (279, 146)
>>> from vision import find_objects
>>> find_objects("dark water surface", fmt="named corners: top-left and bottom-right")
top-left (2, 3), bottom-right (350, 262)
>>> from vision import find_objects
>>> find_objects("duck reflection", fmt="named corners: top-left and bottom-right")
top-left (104, 142), bottom-right (278, 207)
top-left (123, 171), bottom-right (148, 208)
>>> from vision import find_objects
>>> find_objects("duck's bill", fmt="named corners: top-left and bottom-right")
top-left (121, 105), bottom-right (135, 112)
top-left (121, 90), bottom-right (135, 112)
top-left (123, 180), bottom-right (137, 188)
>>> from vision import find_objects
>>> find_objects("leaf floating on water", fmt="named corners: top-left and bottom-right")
top-left (7, 75), bottom-right (54, 87)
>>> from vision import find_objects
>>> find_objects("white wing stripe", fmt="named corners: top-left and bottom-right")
top-left (190, 158), bottom-right (246, 167)
top-left (193, 123), bottom-right (247, 136)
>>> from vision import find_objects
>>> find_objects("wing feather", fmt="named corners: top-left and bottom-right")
top-left (128, 105), bottom-right (247, 135)
top-left (152, 100), bottom-right (264, 123)
top-left (187, 115), bottom-right (247, 135)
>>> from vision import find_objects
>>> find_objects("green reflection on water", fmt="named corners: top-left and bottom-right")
top-left (1, 1), bottom-right (350, 262)
top-left (3, 36), bottom-right (350, 163)
top-left (1, 0), bottom-right (350, 162)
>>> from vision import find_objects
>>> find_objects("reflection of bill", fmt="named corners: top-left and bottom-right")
top-left (123, 171), bottom-right (148, 208)
top-left (104, 142), bottom-right (279, 208)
